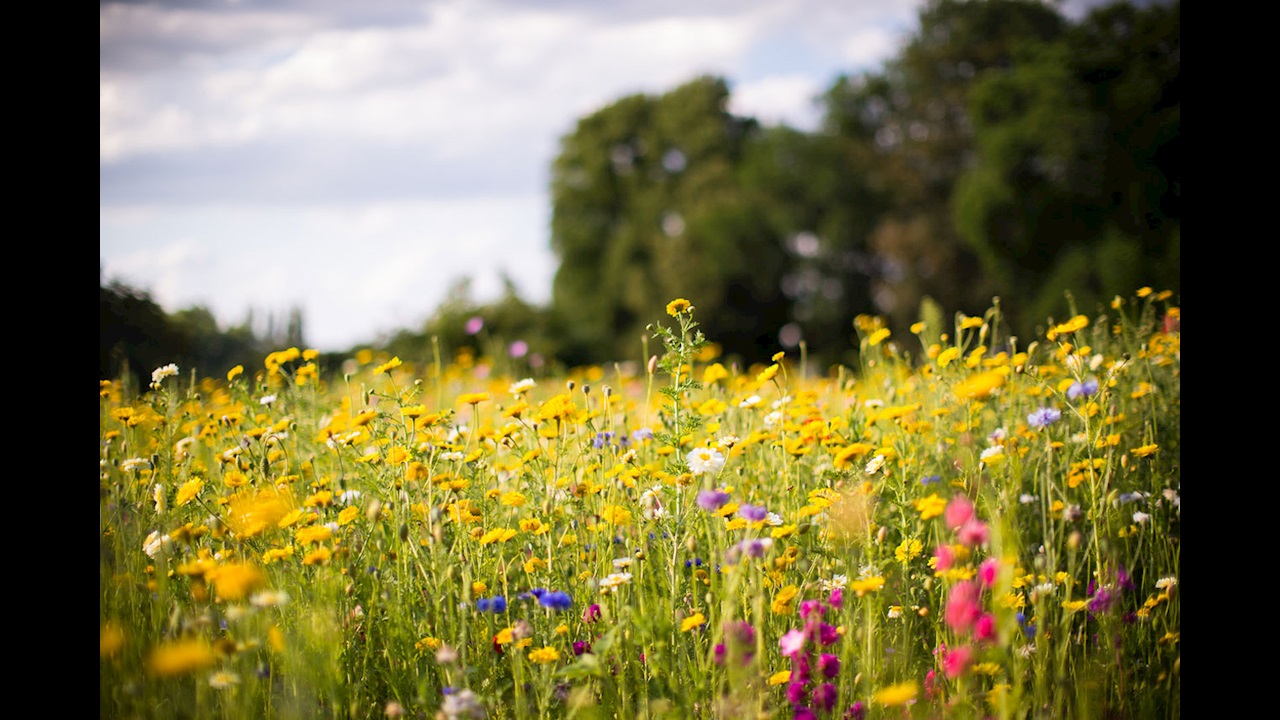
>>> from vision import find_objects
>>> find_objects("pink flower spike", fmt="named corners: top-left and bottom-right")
top-left (945, 581), bottom-right (983, 635)
top-left (979, 558), bottom-right (1000, 587)
top-left (975, 613), bottom-right (997, 643)
top-left (944, 494), bottom-right (974, 530)
top-left (958, 518), bottom-right (990, 547)
top-left (943, 644), bottom-right (974, 678)
top-left (779, 628), bottom-right (807, 657)
top-left (934, 544), bottom-right (955, 571)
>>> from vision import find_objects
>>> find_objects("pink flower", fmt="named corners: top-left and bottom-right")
top-left (957, 518), bottom-right (990, 547)
top-left (779, 628), bottom-right (807, 657)
top-left (934, 544), bottom-right (955, 571)
top-left (944, 494), bottom-right (974, 530)
top-left (978, 558), bottom-right (1000, 587)
top-left (975, 613), bottom-right (997, 643)
top-left (828, 587), bottom-right (844, 610)
top-left (583, 603), bottom-right (601, 624)
top-left (943, 644), bottom-right (974, 678)
top-left (945, 581), bottom-right (983, 635)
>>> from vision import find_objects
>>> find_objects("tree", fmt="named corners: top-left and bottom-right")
top-left (953, 0), bottom-right (1180, 330)
top-left (549, 76), bottom-right (790, 365)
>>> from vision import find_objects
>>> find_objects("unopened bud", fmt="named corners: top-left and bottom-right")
top-left (647, 355), bottom-right (659, 375)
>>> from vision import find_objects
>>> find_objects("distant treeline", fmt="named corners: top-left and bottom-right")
top-left (101, 0), bottom-right (1179, 381)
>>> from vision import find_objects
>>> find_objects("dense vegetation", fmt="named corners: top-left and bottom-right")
top-left (100, 288), bottom-right (1180, 719)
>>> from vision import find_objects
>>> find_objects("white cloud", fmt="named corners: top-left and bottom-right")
top-left (100, 0), bottom-right (953, 351)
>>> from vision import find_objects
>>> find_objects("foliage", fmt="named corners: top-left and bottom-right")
top-left (101, 286), bottom-right (1180, 720)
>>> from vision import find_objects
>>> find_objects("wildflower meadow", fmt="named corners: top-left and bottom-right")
top-left (100, 289), bottom-right (1180, 719)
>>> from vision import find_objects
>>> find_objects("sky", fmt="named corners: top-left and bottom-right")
top-left (101, 0), bottom-right (1107, 352)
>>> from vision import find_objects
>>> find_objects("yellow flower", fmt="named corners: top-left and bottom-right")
top-left (767, 670), bottom-right (792, 686)
top-left (302, 546), bottom-right (331, 565)
top-left (295, 525), bottom-right (333, 545)
top-left (101, 623), bottom-right (126, 658)
top-left (175, 478), bottom-right (203, 506)
top-left (771, 584), bottom-right (799, 614)
top-left (337, 506), bottom-right (361, 526)
top-left (528, 646), bottom-right (560, 664)
top-left (703, 363), bottom-right (729, 385)
top-left (1047, 315), bottom-right (1089, 341)
top-left (208, 563), bottom-right (266, 601)
top-left (953, 368), bottom-right (1007, 400)
top-left (867, 327), bottom-right (891, 346)
top-left (895, 538), bottom-right (923, 564)
top-left (458, 392), bottom-right (490, 406)
top-left (374, 356), bottom-right (403, 374)
top-left (681, 612), bottom-right (706, 632)
top-left (914, 493), bottom-right (947, 520)
top-left (227, 365), bottom-right (244, 381)
top-left (666, 298), bottom-right (692, 316)
top-left (937, 346), bottom-right (961, 368)
top-left (850, 576), bottom-right (885, 596)
top-left (416, 637), bottom-right (442, 651)
top-left (148, 638), bottom-right (216, 677)
top-left (756, 364), bottom-right (780, 384)
top-left (500, 491), bottom-right (528, 507)
top-left (1130, 444), bottom-right (1159, 458)
top-left (873, 681), bottom-right (918, 707)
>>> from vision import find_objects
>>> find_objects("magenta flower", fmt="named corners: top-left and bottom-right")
top-left (828, 587), bottom-right (844, 610)
top-left (786, 681), bottom-right (808, 705)
top-left (812, 683), bottom-right (838, 712)
top-left (583, 603), bottom-right (601, 624)
top-left (845, 701), bottom-right (866, 720)
top-left (817, 623), bottom-right (839, 646)
top-left (799, 600), bottom-right (825, 620)
top-left (791, 652), bottom-right (812, 684)
top-left (464, 316), bottom-right (484, 335)
top-left (817, 653), bottom-right (840, 679)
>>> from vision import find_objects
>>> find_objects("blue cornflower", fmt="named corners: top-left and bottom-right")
top-left (737, 504), bottom-right (768, 522)
top-left (592, 431), bottom-right (615, 449)
top-left (476, 596), bottom-right (507, 613)
top-left (920, 474), bottom-right (941, 486)
top-left (1027, 406), bottom-right (1062, 429)
top-left (1066, 378), bottom-right (1100, 400)
top-left (631, 427), bottom-right (654, 443)
top-left (538, 590), bottom-right (573, 611)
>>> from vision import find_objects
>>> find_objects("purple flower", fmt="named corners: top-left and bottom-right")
top-left (812, 683), bottom-right (838, 712)
top-left (697, 489), bottom-right (731, 511)
top-left (817, 653), bottom-right (840, 679)
top-left (845, 701), bottom-right (866, 720)
top-left (738, 503), bottom-right (768, 522)
top-left (791, 652), bottom-right (812, 684)
top-left (538, 590), bottom-right (573, 611)
top-left (817, 623), bottom-right (839, 646)
top-left (631, 427), bottom-right (654, 443)
top-left (583, 603), bottom-right (601, 624)
top-left (464, 316), bottom-right (485, 335)
top-left (799, 600), bottom-right (825, 620)
top-left (1027, 406), bottom-right (1062, 429)
top-left (828, 587), bottom-right (844, 610)
top-left (1067, 377), bottom-right (1100, 400)
top-left (1088, 587), bottom-right (1117, 615)
top-left (592, 432), bottom-right (615, 449)
top-left (476, 596), bottom-right (507, 613)
top-left (508, 340), bottom-right (528, 358)
top-left (786, 682), bottom-right (808, 706)
top-left (573, 640), bottom-right (592, 655)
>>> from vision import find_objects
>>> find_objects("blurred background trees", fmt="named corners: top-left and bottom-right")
top-left (101, 0), bottom-right (1178, 381)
